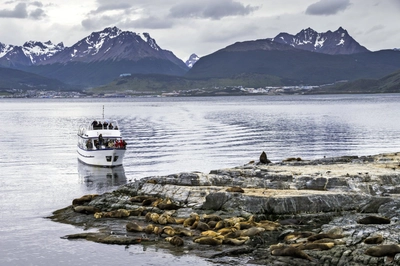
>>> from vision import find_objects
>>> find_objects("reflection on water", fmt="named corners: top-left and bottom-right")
top-left (77, 161), bottom-right (127, 193)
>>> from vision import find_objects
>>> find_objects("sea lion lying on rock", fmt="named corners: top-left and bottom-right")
top-left (126, 221), bottom-right (144, 232)
top-left (365, 244), bottom-right (400, 262)
top-left (307, 233), bottom-right (344, 242)
top-left (226, 187), bottom-right (244, 193)
top-left (72, 194), bottom-right (98, 206)
top-left (165, 236), bottom-right (184, 246)
top-left (271, 246), bottom-right (314, 261)
top-left (194, 236), bottom-right (224, 246)
top-left (364, 234), bottom-right (384, 244)
top-left (357, 215), bottom-right (391, 224)
top-left (295, 242), bottom-right (335, 251)
top-left (73, 205), bottom-right (99, 214)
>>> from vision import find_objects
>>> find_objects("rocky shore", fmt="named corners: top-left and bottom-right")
top-left (49, 152), bottom-right (400, 265)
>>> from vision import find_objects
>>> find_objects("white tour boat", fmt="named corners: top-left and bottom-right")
top-left (77, 118), bottom-right (127, 167)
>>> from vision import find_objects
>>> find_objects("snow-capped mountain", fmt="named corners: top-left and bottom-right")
top-left (0, 26), bottom-right (186, 70)
top-left (41, 26), bottom-right (184, 66)
top-left (22, 41), bottom-right (64, 64)
top-left (269, 27), bottom-right (369, 55)
top-left (0, 41), bottom-right (64, 66)
top-left (185, 53), bottom-right (200, 68)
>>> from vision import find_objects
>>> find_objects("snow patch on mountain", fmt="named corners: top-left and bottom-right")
top-left (185, 53), bottom-right (200, 68)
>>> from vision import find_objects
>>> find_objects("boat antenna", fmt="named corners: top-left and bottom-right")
top-left (102, 105), bottom-right (104, 120)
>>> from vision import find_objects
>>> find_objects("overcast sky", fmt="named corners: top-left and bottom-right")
top-left (0, 0), bottom-right (399, 60)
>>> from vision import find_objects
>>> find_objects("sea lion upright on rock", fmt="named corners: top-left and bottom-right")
top-left (259, 151), bottom-right (271, 164)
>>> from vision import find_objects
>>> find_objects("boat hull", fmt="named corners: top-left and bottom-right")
top-left (77, 147), bottom-right (126, 167)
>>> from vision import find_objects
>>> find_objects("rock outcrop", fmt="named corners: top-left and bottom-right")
top-left (50, 152), bottom-right (400, 265)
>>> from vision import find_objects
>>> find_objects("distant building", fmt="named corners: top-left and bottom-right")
top-left (119, 73), bottom-right (131, 77)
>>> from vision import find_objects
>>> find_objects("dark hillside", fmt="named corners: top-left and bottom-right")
top-left (186, 47), bottom-right (400, 86)
top-left (0, 67), bottom-right (70, 90)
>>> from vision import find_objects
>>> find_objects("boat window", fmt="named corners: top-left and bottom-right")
top-left (106, 156), bottom-right (112, 162)
top-left (113, 156), bottom-right (119, 162)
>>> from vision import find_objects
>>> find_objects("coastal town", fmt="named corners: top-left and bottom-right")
top-left (0, 85), bottom-right (323, 99)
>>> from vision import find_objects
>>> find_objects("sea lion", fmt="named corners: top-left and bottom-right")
top-left (158, 214), bottom-right (169, 225)
top-left (364, 234), bottom-right (384, 244)
top-left (257, 220), bottom-right (281, 231)
top-left (150, 213), bottom-right (160, 223)
top-left (183, 213), bottom-right (199, 227)
top-left (103, 209), bottom-right (130, 218)
top-left (259, 151), bottom-right (271, 164)
top-left (223, 236), bottom-right (250, 246)
top-left (94, 212), bottom-right (103, 219)
top-left (72, 194), bottom-right (98, 205)
top-left (174, 218), bottom-right (185, 224)
top-left (194, 236), bottom-right (223, 246)
top-left (214, 220), bottom-right (225, 230)
top-left (218, 227), bottom-right (237, 235)
top-left (240, 227), bottom-right (265, 237)
top-left (313, 238), bottom-right (345, 245)
top-left (296, 242), bottom-right (335, 250)
top-left (283, 231), bottom-right (314, 241)
top-left (282, 157), bottom-right (302, 162)
top-left (145, 224), bottom-right (155, 234)
top-left (196, 221), bottom-right (210, 231)
top-left (129, 195), bottom-right (158, 203)
top-left (207, 221), bottom-right (218, 229)
top-left (224, 217), bottom-right (245, 227)
top-left (201, 230), bottom-right (221, 237)
top-left (365, 244), bottom-right (400, 261)
top-left (126, 222), bottom-right (143, 232)
top-left (157, 202), bottom-right (181, 210)
top-left (226, 186), bottom-right (244, 193)
top-left (271, 246), bottom-right (313, 261)
top-left (162, 226), bottom-right (176, 236)
top-left (238, 221), bottom-right (254, 230)
top-left (145, 212), bottom-right (152, 222)
top-left (224, 230), bottom-right (242, 239)
top-left (175, 228), bottom-right (192, 237)
top-left (307, 233), bottom-right (343, 242)
top-left (202, 214), bottom-right (222, 223)
top-left (357, 216), bottom-right (391, 224)
top-left (165, 236), bottom-right (184, 246)
top-left (73, 205), bottom-right (99, 214)
top-left (190, 220), bottom-right (199, 230)
top-left (153, 226), bottom-right (163, 235)
top-left (129, 207), bottom-right (144, 216)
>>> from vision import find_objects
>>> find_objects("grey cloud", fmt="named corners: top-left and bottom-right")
top-left (90, 3), bottom-right (132, 14)
top-left (169, 0), bottom-right (259, 20)
top-left (81, 15), bottom-right (119, 30)
top-left (31, 1), bottom-right (43, 8)
top-left (29, 8), bottom-right (45, 19)
top-left (122, 16), bottom-right (174, 29)
top-left (0, 3), bottom-right (28, 18)
top-left (306, 0), bottom-right (350, 15)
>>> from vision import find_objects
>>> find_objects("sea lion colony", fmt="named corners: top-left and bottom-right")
top-left (69, 194), bottom-right (400, 263)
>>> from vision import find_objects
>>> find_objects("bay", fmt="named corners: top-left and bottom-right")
top-left (1, 94), bottom-right (400, 266)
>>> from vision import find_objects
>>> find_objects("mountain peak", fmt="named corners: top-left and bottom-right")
top-left (185, 53), bottom-right (200, 68)
top-left (271, 27), bottom-right (369, 55)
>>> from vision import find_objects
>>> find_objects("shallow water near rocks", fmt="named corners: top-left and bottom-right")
top-left (1, 94), bottom-right (400, 265)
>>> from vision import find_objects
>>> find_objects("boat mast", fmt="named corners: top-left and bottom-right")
top-left (102, 105), bottom-right (104, 120)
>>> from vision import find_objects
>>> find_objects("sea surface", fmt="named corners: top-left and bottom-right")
top-left (1, 94), bottom-right (400, 266)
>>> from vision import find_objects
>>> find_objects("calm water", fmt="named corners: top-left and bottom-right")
top-left (1, 94), bottom-right (400, 266)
